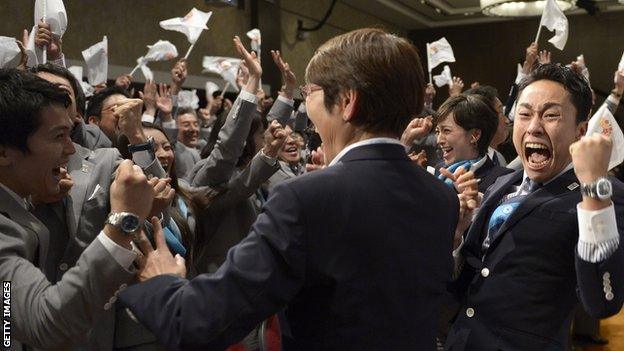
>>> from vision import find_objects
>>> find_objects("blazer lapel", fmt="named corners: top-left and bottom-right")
top-left (67, 145), bottom-right (94, 238)
top-left (0, 186), bottom-right (50, 266)
top-left (485, 169), bottom-right (579, 254)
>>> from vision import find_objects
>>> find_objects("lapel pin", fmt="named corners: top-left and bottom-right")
top-left (567, 182), bottom-right (579, 191)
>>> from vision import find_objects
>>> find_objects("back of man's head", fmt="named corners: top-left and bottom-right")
top-left (464, 85), bottom-right (499, 110)
top-left (85, 86), bottom-right (129, 122)
top-left (28, 63), bottom-right (86, 118)
top-left (0, 69), bottom-right (70, 152)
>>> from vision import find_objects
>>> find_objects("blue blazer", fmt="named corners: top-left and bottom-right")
top-left (120, 143), bottom-right (459, 351)
top-left (446, 169), bottom-right (624, 351)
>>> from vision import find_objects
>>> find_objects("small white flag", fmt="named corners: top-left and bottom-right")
top-left (575, 54), bottom-right (590, 83)
top-left (539, 0), bottom-right (568, 50)
top-left (427, 37), bottom-right (455, 70)
top-left (68, 65), bottom-right (94, 97)
top-left (160, 8), bottom-right (212, 44)
top-left (205, 81), bottom-right (220, 97)
top-left (81, 36), bottom-right (108, 86)
top-left (177, 90), bottom-right (199, 109)
top-left (34, 0), bottom-right (68, 37)
top-left (433, 65), bottom-right (452, 87)
top-left (246, 28), bottom-right (261, 52)
top-left (586, 104), bottom-right (624, 170)
top-left (139, 40), bottom-right (178, 65)
top-left (618, 51), bottom-right (624, 71)
top-left (0, 37), bottom-right (22, 68)
top-left (202, 56), bottom-right (242, 92)
top-left (140, 64), bottom-right (154, 82)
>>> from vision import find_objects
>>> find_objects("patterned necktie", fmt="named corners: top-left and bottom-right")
top-left (482, 177), bottom-right (540, 251)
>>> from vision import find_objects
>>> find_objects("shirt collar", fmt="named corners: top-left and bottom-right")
top-left (522, 162), bottom-right (574, 186)
top-left (328, 137), bottom-right (403, 167)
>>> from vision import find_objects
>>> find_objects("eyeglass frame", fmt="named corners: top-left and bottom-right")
top-left (299, 84), bottom-right (323, 100)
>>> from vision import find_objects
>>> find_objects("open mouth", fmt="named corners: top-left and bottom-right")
top-left (440, 146), bottom-right (453, 159)
top-left (524, 142), bottom-right (552, 170)
top-left (283, 145), bottom-right (299, 158)
top-left (52, 165), bottom-right (67, 182)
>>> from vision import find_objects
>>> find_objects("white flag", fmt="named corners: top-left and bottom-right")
top-left (205, 81), bottom-right (220, 97)
top-left (586, 104), bottom-right (624, 171)
top-left (82, 36), bottom-right (108, 86)
top-left (0, 37), bottom-right (22, 69)
top-left (68, 65), bottom-right (94, 97)
top-left (433, 65), bottom-right (452, 87)
top-left (177, 90), bottom-right (200, 109)
top-left (246, 28), bottom-right (261, 52)
top-left (160, 8), bottom-right (212, 44)
top-left (427, 37), bottom-right (455, 70)
top-left (140, 64), bottom-right (154, 82)
top-left (539, 0), bottom-right (568, 50)
top-left (618, 51), bottom-right (624, 71)
top-left (34, 0), bottom-right (68, 37)
top-left (202, 56), bottom-right (242, 92)
top-left (574, 54), bottom-right (590, 83)
top-left (137, 40), bottom-right (178, 66)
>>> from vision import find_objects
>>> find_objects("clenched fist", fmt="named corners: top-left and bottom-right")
top-left (570, 134), bottom-right (612, 184)
top-left (110, 160), bottom-right (156, 221)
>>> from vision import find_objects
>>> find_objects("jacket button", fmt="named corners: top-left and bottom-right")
top-left (603, 272), bottom-right (610, 280)
top-left (606, 292), bottom-right (614, 301)
top-left (59, 263), bottom-right (68, 271)
top-left (466, 308), bottom-right (475, 318)
top-left (104, 302), bottom-right (111, 310)
top-left (481, 268), bottom-right (490, 277)
top-left (119, 283), bottom-right (128, 291)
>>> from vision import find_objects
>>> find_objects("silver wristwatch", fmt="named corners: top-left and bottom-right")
top-left (580, 177), bottom-right (613, 201)
top-left (105, 212), bottom-right (141, 235)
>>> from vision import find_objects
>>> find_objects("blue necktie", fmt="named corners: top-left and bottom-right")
top-left (482, 177), bottom-right (540, 251)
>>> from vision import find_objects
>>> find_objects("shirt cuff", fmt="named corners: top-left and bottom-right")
top-left (239, 90), bottom-right (259, 104)
top-left (141, 113), bottom-right (155, 124)
top-left (277, 95), bottom-right (295, 107)
top-left (97, 231), bottom-right (137, 272)
top-left (607, 94), bottom-right (621, 106)
top-left (162, 120), bottom-right (177, 129)
top-left (515, 71), bottom-right (528, 85)
top-left (50, 53), bottom-right (66, 68)
top-left (577, 203), bottom-right (620, 263)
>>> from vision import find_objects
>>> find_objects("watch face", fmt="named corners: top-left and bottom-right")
top-left (121, 215), bottom-right (140, 233)
top-left (597, 179), bottom-right (613, 199)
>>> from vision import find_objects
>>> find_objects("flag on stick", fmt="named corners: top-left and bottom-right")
top-left (81, 36), bottom-right (108, 86)
top-left (535, 0), bottom-right (568, 50)
top-left (586, 104), bottom-right (624, 171)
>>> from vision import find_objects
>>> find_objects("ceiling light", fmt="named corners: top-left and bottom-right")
top-left (481, 0), bottom-right (575, 17)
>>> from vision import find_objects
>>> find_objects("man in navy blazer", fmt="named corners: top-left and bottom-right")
top-left (120, 29), bottom-right (459, 350)
top-left (445, 64), bottom-right (624, 350)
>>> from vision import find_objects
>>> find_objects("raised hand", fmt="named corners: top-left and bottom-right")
top-left (449, 76), bottom-right (464, 97)
top-left (271, 50), bottom-right (297, 99)
top-left (115, 74), bottom-right (133, 91)
top-left (170, 59), bottom-right (187, 95)
top-left (263, 120), bottom-right (288, 158)
top-left (613, 69), bottom-right (624, 96)
top-left (424, 83), bottom-right (436, 108)
top-left (522, 42), bottom-right (538, 74)
top-left (35, 20), bottom-right (62, 60)
top-left (306, 146), bottom-right (326, 172)
top-left (139, 80), bottom-right (157, 115)
top-left (148, 178), bottom-right (175, 218)
top-left (234, 36), bottom-right (261, 79)
top-left (110, 160), bottom-right (156, 221)
top-left (156, 83), bottom-right (173, 119)
top-left (236, 62), bottom-right (250, 88)
top-left (440, 167), bottom-right (481, 247)
top-left (401, 116), bottom-right (433, 147)
top-left (538, 50), bottom-right (551, 65)
top-left (570, 134), bottom-right (612, 185)
top-left (134, 217), bottom-right (186, 282)
top-left (408, 150), bottom-right (428, 167)
top-left (114, 98), bottom-right (146, 144)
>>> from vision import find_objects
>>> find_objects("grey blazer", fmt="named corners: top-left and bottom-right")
top-left (71, 120), bottom-right (113, 150)
top-left (0, 185), bottom-right (134, 351)
top-left (30, 144), bottom-right (165, 351)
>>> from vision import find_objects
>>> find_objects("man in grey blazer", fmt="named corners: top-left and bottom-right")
top-left (0, 69), bottom-right (158, 350)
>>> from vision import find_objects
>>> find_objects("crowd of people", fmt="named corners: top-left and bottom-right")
top-left (0, 17), bottom-right (623, 351)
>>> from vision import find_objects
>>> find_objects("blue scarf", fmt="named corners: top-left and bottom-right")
top-left (437, 158), bottom-right (480, 187)
top-left (162, 198), bottom-right (189, 257)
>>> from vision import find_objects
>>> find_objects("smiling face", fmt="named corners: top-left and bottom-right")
top-left (177, 113), bottom-right (200, 148)
top-left (1, 105), bottom-right (75, 198)
top-left (513, 80), bottom-right (586, 183)
top-left (144, 128), bottom-right (174, 176)
top-left (435, 114), bottom-right (480, 165)
top-left (278, 125), bottom-right (302, 164)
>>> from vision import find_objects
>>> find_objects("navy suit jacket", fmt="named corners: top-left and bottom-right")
top-left (446, 169), bottom-right (624, 351)
top-left (120, 143), bottom-right (459, 351)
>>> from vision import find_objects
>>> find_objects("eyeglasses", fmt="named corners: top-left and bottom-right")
top-left (299, 84), bottom-right (323, 100)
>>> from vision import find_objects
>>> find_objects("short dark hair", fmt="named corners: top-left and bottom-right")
top-left (464, 85), bottom-right (499, 110)
top-left (86, 86), bottom-right (129, 121)
top-left (176, 107), bottom-right (198, 119)
top-left (0, 69), bottom-right (70, 152)
top-left (517, 63), bottom-right (592, 124)
top-left (435, 94), bottom-right (498, 156)
top-left (305, 28), bottom-right (425, 137)
top-left (29, 63), bottom-right (86, 117)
